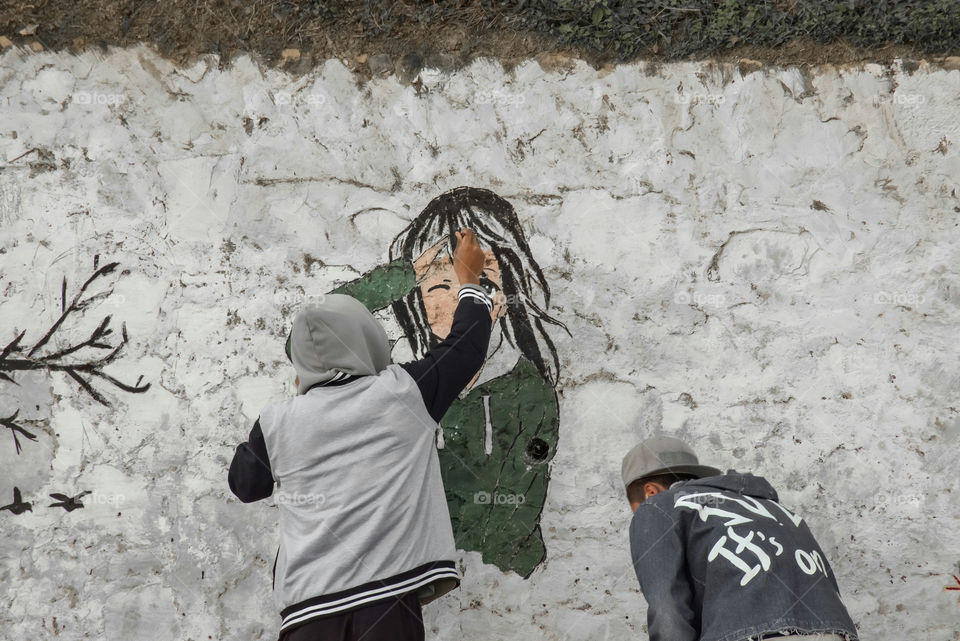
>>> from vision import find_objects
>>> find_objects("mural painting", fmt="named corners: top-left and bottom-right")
top-left (334, 186), bottom-right (569, 577)
top-left (0, 256), bottom-right (151, 514)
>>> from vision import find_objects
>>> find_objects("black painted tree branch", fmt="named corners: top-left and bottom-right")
top-left (0, 260), bottom-right (151, 433)
top-left (0, 409), bottom-right (38, 455)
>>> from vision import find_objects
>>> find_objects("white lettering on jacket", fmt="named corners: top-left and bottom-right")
top-left (674, 490), bottom-right (818, 587)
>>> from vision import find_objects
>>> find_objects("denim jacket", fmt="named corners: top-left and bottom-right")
top-left (629, 472), bottom-right (859, 641)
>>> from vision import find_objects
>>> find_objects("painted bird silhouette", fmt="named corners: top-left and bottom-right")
top-left (0, 487), bottom-right (32, 514)
top-left (48, 490), bottom-right (91, 512)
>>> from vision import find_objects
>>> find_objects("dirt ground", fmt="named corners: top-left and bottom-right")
top-left (0, 0), bottom-right (951, 76)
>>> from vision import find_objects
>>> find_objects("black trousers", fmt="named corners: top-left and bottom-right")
top-left (277, 592), bottom-right (425, 641)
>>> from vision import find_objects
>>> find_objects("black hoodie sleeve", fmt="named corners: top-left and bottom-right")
top-left (399, 284), bottom-right (493, 423)
top-left (228, 418), bottom-right (275, 503)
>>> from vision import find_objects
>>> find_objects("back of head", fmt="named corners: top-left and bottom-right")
top-left (286, 294), bottom-right (390, 395)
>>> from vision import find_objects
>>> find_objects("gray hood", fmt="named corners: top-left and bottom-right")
top-left (285, 294), bottom-right (390, 395)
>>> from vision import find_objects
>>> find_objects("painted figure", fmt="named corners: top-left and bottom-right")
top-left (335, 186), bottom-right (568, 577)
top-left (622, 436), bottom-right (859, 641)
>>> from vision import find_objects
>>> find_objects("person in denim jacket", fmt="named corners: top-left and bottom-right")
top-left (623, 437), bottom-right (859, 641)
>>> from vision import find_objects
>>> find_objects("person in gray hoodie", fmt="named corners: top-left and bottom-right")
top-left (228, 229), bottom-right (493, 641)
top-left (623, 437), bottom-right (859, 641)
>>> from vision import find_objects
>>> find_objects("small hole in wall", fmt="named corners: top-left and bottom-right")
top-left (525, 438), bottom-right (549, 463)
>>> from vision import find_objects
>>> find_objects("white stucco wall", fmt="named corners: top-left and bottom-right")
top-left (0, 44), bottom-right (958, 640)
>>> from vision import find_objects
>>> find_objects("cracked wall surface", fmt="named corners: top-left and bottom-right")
top-left (0, 44), bottom-right (958, 640)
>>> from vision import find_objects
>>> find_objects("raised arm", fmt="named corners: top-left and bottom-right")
top-left (399, 229), bottom-right (493, 422)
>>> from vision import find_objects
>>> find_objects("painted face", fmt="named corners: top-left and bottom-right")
top-left (412, 237), bottom-right (505, 340)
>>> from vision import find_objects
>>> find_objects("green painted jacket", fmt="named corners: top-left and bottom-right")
top-left (334, 260), bottom-right (559, 577)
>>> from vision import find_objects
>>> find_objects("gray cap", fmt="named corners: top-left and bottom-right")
top-left (621, 436), bottom-right (721, 488)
